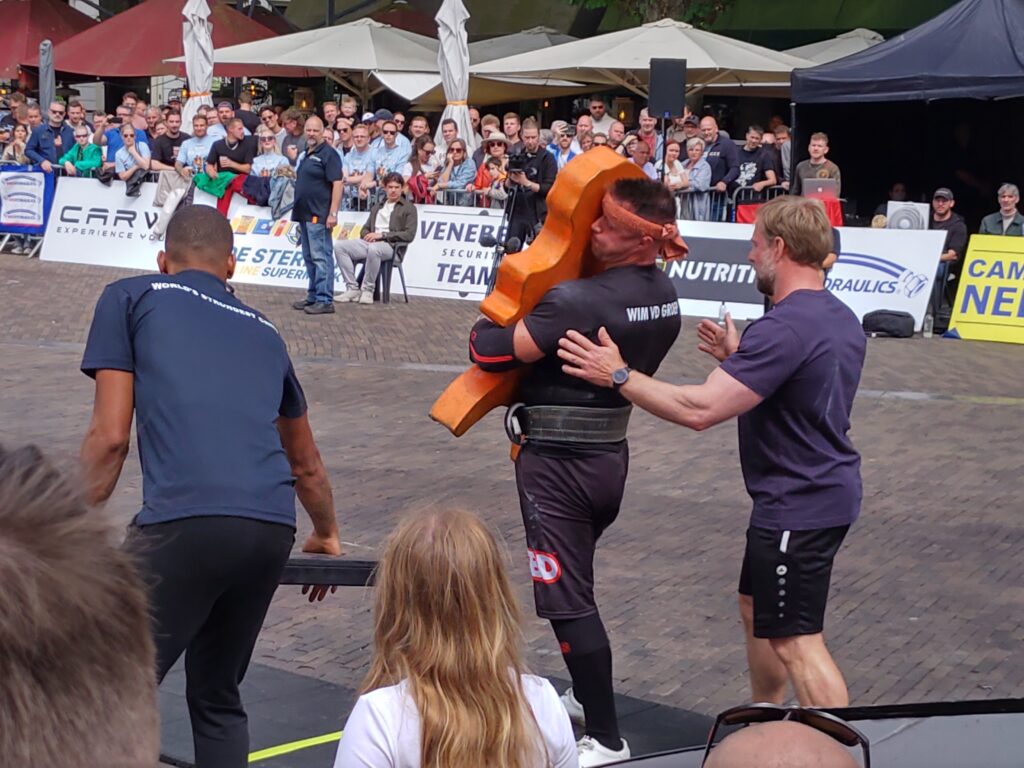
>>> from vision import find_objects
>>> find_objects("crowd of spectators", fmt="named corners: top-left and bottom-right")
top-left (1, 89), bottom-right (1022, 263)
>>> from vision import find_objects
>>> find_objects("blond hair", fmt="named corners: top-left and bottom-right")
top-left (0, 445), bottom-right (158, 768)
top-left (363, 508), bottom-right (545, 768)
top-left (756, 195), bottom-right (833, 267)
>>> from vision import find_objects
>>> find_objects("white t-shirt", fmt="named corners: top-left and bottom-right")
top-left (375, 200), bottom-right (396, 235)
top-left (334, 675), bottom-right (578, 768)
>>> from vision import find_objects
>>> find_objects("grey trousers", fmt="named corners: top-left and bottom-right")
top-left (333, 239), bottom-right (395, 290)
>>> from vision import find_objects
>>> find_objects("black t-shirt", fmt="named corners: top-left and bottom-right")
top-left (237, 109), bottom-right (261, 133)
top-left (520, 264), bottom-right (680, 453)
top-left (207, 135), bottom-right (257, 169)
top-left (292, 141), bottom-right (344, 222)
top-left (735, 146), bottom-right (770, 189)
top-left (151, 131), bottom-right (190, 166)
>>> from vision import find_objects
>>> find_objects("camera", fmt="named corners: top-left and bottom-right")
top-left (507, 152), bottom-right (527, 173)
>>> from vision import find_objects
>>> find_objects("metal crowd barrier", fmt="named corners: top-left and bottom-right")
top-left (673, 185), bottom-right (791, 223)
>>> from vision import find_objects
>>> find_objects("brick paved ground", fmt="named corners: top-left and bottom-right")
top-left (1, 252), bottom-right (1022, 717)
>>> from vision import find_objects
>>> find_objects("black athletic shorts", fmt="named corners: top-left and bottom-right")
top-left (738, 525), bottom-right (849, 639)
top-left (514, 444), bottom-right (629, 620)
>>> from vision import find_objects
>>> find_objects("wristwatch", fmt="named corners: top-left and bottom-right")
top-left (611, 366), bottom-right (631, 390)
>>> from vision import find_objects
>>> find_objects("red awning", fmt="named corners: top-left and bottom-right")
top-left (24, 0), bottom-right (315, 78)
top-left (0, 0), bottom-right (97, 80)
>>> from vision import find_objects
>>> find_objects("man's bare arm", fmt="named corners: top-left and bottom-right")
top-left (277, 413), bottom-right (340, 552)
top-left (80, 370), bottom-right (134, 505)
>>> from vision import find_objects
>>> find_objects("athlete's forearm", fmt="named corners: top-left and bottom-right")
top-left (80, 427), bottom-right (130, 505)
top-left (619, 373), bottom-right (714, 431)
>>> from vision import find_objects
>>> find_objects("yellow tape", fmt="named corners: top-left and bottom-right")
top-left (248, 730), bottom-right (343, 763)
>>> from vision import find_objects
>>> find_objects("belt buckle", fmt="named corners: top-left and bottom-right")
top-left (504, 402), bottom-right (526, 445)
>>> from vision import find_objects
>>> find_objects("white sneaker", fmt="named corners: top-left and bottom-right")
top-left (358, 289), bottom-right (374, 305)
top-left (338, 288), bottom-right (361, 302)
top-left (560, 687), bottom-right (586, 725)
top-left (577, 736), bottom-right (630, 767)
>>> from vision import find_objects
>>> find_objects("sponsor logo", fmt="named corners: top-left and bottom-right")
top-left (528, 548), bottom-right (561, 584)
top-left (668, 260), bottom-right (757, 284)
top-left (57, 205), bottom-right (158, 230)
top-left (829, 252), bottom-right (928, 299)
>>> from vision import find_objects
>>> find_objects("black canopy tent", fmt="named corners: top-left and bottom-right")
top-left (783, 0), bottom-right (1024, 225)
top-left (791, 0), bottom-right (1024, 103)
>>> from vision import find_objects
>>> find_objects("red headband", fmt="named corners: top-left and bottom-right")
top-left (602, 194), bottom-right (689, 261)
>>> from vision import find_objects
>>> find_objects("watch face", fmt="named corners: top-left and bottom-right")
top-left (612, 367), bottom-right (630, 386)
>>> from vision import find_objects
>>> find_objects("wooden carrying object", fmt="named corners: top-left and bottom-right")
top-left (430, 148), bottom-right (644, 437)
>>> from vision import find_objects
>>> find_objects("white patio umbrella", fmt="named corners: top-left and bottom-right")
top-left (784, 28), bottom-right (884, 64)
top-left (434, 0), bottom-right (476, 152)
top-left (168, 19), bottom-right (438, 107)
top-left (38, 40), bottom-right (55, 111)
top-left (470, 18), bottom-right (814, 96)
top-left (181, 0), bottom-right (214, 127)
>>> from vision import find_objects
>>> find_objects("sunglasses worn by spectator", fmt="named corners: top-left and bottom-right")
top-left (260, 137), bottom-right (276, 142)
top-left (701, 704), bottom-right (870, 768)
top-left (51, 109), bottom-right (65, 115)
top-left (449, 148), bottom-right (464, 153)
top-left (382, 129), bottom-right (397, 135)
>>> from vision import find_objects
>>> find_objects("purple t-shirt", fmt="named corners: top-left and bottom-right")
top-left (721, 289), bottom-right (866, 531)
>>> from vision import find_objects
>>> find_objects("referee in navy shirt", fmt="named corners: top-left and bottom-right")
top-left (80, 205), bottom-right (340, 768)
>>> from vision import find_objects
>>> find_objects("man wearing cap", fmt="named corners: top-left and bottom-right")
top-left (370, 108), bottom-right (410, 154)
top-left (927, 186), bottom-right (967, 311)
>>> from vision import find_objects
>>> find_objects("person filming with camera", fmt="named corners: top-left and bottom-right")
top-left (505, 117), bottom-right (557, 245)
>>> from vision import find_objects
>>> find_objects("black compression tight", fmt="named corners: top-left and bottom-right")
top-left (552, 613), bottom-right (622, 751)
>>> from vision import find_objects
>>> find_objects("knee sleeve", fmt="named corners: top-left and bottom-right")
top-left (469, 317), bottom-right (520, 372)
top-left (551, 613), bottom-right (609, 658)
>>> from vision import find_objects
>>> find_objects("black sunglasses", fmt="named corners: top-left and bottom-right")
top-left (382, 129), bottom-right (397, 135)
top-left (701, 704), bottom-right (870, 768)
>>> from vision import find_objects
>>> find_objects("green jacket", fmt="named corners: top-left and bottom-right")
top-left (363, 195), bottom-right (417, 244)
top-left (979, 211), bottom-right (1024, 236)
top-left (58, 143), bottom-right (103, 173)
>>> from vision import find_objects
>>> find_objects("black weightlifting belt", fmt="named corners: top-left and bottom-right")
top-left (507, 404), bottom-right (632, 444)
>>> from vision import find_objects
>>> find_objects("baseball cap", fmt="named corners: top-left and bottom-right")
top-left (216, 100), bottom-right (234, 109)
top-left (361, 111), bottom-right (375, 123)
top-left (373, 108), bottom-right (394, 121)
top-left (933, 187), bottom-right (954, 200)
top-left (683, 114), bottom-right (699, 126)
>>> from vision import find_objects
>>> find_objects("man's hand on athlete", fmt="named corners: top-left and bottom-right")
top-left (557, 327), bottom-right (626, 388)
top-left (697, 313), bottom-right (739, 362)
top-left (300, 532), bottom-right (342, 602)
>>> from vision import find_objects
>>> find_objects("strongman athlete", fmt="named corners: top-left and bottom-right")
top-left (559, 195), bottom-right (865, 709)
top-left (469, 178), bottom-right (686, 766)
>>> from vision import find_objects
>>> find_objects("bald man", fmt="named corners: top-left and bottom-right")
top-left (706, 721), bottom-right (860, 768)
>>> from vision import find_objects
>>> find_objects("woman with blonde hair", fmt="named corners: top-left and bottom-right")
top-left (335, 508), bottom-right (577, 768)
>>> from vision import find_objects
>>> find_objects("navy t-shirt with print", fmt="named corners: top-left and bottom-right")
top-left (81, 269), bottom-right (306, 528)
top-left (721, 289), bottom-right (866, 532)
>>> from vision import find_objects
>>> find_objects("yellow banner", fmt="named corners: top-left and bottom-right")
top-left (948, 234), bottom-right (1024, 344)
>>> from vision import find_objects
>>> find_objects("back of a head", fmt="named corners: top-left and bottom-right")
top-left (0, 445), bottom-right (158, 768)
top-left (164, 204), bottom-right (234, 270)
top-left (705, 721), bottom-right (860, 768)
top-left (611, 177), bottom-right (677, 225)
top-left (366, 508), bottom-right (543, 768)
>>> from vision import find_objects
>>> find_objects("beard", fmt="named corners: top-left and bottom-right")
top-left (754, 259), bottom-right (776, 296)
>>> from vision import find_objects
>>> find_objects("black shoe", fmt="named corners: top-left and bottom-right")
top-left (304, 302), bottom-right (335, 315)
top-left (292, 299), bottom-right (314, 310)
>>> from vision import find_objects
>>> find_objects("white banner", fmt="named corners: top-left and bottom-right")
top-left (42, 178), bottom-right (506, 300)
top-left (673, 221), bottom-right (945, 329)
top-left (42, 178), bottom-right (944, 328)
top-left (1, 169), bottom-right (46, 228)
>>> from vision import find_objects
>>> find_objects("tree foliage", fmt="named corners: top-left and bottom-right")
top-left (569, 0), bottom-right (736, 26)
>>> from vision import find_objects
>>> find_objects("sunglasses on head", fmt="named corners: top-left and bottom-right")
top-left (701, 704), bottom-right (870, 768)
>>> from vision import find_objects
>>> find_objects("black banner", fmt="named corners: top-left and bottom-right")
top-left (666, 236), bottom-right (764, 305)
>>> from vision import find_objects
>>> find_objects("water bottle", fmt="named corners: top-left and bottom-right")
top-left (922, 312), bottom-right (934, 338)
top-left (718, 301), bottom-right (728, 328)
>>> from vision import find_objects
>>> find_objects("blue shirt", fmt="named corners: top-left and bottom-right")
top-left (372, 141), bottom-right (409, 175)
top-left (721, 289), bottom-right (866, 531)
top-left (293, 140), bottom-right (344, 222)
top-left (81, 269), bottom-right (306, 528)
top-left (105, 126), bottom-right (149, 158)
top-left (114, 141), bottom-right (150, 173)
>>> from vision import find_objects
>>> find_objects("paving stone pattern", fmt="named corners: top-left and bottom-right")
top-left (1, 253), bottom-right (1022, 716)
